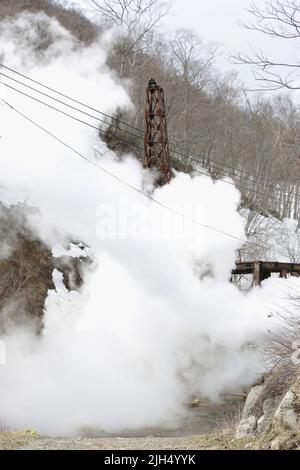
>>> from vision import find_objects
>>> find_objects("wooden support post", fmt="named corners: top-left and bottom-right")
top-left (232, 261), bottom-right (300, 289)
top-left (280, 268), bottom-right (288, 279)
top-left (253, 261), bottom-right (262, 286)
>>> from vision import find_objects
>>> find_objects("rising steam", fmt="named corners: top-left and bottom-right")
top-left (0, 12), bottom-right (291, 435)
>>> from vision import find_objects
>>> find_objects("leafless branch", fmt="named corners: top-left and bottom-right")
top-left (230, 0), bottom-right (300, 90)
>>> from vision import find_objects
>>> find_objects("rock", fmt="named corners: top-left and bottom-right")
top-left (236, 416), bottom-right (257, 439)
top-left (242, 385), bottom-right (265, 420)
top-left (270, 438), bottom-right (280, 450)
top-left (257, 415), bottom-right (265, 434)
top-left (244, 443), bottom-right (254, 449)
top-left (257, 396), bottom-right (283, 434)
top-left (263, 396), bottom-right (282, 418)
top-left (273, 391), bottom-right (300, 432)
top-left (235, 384), bottom-right (265, 438)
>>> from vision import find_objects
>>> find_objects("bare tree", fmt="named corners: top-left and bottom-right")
top-left (169, 29), bottom-right (217, 88)
top-left (85, 1), bottom-right (300, 222)
top-left (231, 0), bottom-right (300, 90)
top-left (89, 0), bottom-right (171, 75)
top-left (263, 292), bottom-right (300, 394)
top-left (167, 29), bottom-right (218, 152)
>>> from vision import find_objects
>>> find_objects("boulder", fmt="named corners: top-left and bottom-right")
top-left (236, 416), bottom-right (257, 439)
top-left (273, 390), bottom-right (300, 432)
top-left (257, 415), bottom-right (265, 434)
top-left (257, 396), bottom-right (283, 434)
top-left (242, 385), bottom-right (265, 419)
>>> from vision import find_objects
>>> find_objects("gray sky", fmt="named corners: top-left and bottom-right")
top-left (168, 0), bottom-right (299, 90)
top-left (67, 0), bottom-right (300, 91)
top-left (167, 0), bottom-right (260, 86)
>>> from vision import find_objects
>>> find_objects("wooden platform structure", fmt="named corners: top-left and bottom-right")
top-left (232, 261), bottom-right (300, 286)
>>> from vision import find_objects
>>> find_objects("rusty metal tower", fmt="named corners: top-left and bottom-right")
top-left (144, 78), bottom-right (171, 185)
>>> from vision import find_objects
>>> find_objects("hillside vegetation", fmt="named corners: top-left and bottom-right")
top-left (1, 0), bottom-right (299, 225)
top-left (1, 0), bottom-right (300, 449)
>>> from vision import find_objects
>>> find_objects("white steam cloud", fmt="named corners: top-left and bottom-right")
top-left (0, 12), bottom-right (292, 435)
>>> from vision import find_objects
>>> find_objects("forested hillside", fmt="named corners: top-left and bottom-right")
top-left (1, 0), bottom-right (300, 451)
top-left (2, 0), bottom-right (299, 229)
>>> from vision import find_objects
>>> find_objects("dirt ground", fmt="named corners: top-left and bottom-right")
top-left (0, 397), bottom-right (246, 450)
top-left (17, 436), bottom-right (216, 450)
top-left (0, 431), bottom-right (240, 450)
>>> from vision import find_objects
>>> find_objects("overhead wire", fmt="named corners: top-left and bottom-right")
top-left (2, 98), bottom-right (267, 249)
top-left (0, 77), bottom-right (282, 203)
top-left (0, 62), bottom-right (281, 189)
top-left (0, 81), bottom-right (145, 154)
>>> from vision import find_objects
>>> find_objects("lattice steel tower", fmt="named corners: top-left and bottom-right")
top-left (144, 78), bottom-right (171, 185)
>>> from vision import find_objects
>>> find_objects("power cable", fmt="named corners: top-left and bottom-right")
top-left (0, 80), bottom-right (281, 203)
top-left (0, 62), bottom-right (281, 189)
top-left (2, 98), bottom-right (267, 249)
top-left (0, 81), bottom-right (144, 153)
